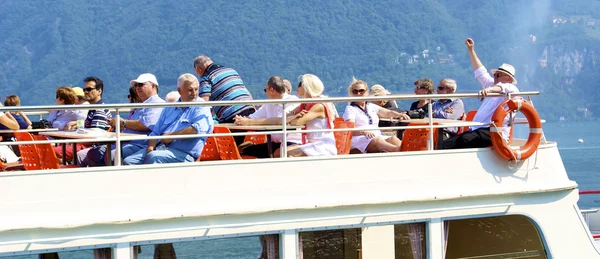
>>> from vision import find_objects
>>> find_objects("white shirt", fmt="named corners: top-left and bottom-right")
top-left (471, 66), bottom-right (519, 138)
top-left (343, 103), bottom-right (381, 131)
top-left (248, 94), bottom-right (301, 143)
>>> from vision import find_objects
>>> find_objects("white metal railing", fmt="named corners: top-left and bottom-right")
top-left (0, 91), bottom-right (540, 164)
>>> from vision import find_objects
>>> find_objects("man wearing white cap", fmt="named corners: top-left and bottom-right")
top-left (77, 73), bottom-right (165, 166)
top-left (441, 38), bottom-right (519, 149)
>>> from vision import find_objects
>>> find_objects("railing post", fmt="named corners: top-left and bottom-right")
top-left (114, 108), bottom-right (121, 166)
top-left (281, 230), bottom-right (298, 259)
top-left (427, 218), bottom-right (444, 259)
top-left (113, 243), bottom-right (133, 259)
top-left (281, 103), bottom-right (288, 158)
top-left (428, 101), bottom-right (434, 151)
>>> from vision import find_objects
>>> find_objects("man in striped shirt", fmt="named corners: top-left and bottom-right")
top-left (193, 56), bottom-right (256, 123)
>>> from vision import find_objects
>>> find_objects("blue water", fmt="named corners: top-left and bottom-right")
top-left (532, 121), bottom-right (600, 209)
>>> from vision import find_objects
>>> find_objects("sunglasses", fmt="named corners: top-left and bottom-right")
top-left (494, 73), bottom-right (509, 79)
top-left (437, 86), bottom-right (450, 90)
top-left (352, 89), bottom-right (367, 95)
top-left (83, 87), bottom-right (96, 92)
top-left (263, 88), bottom-right (268, 93)
top-left (415, 86), bottom-right (429, 90)
top-left (127, 95), bottom-right (131, 99)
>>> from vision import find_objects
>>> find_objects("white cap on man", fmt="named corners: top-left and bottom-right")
top-left (130, 73), bottom-right (159, 87)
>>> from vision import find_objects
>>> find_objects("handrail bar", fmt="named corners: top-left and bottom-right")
top-left (581, 208), bottom-right (599, 214)
top-left (580, 190), bottom-right (600, 195)
top-left (0, 92), bottom-right (540, 112)
top-left (0, 123), bottom-right (489, 147)
top-left (2, 91), bottom-right (541, 162)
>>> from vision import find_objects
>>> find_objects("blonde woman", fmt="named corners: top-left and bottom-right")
top-left (343, 78), bottom-right (409, 153)
top-left (274, 74), bottom-right (337, 157)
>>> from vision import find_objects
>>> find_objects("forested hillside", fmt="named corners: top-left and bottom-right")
top-left (1, 0), bottom-right (599, 120)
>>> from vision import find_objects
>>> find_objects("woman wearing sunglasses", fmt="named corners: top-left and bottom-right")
top-left (343, 78), bottom-right (410, 153)
top-left (409, 78), bottom-right (435, 114)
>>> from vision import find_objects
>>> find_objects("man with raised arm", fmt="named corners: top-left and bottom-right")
top-left (441, 38), bottom-right (519, 149)
top-left (77, 73), bottom-right (165, 166)
top-left (233, 76), bottom-right (302, 158)
top-left (123, 73), bottom-right (213, 164)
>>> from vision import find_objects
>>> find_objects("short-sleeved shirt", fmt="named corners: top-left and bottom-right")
top-left (85, 99), bottom-right (112, 131)
top-left (343, 103), bottom-right (381, 130)
top-left (126, 94), bottom-right (165, 145)
top-left (150, 100), bottom-right (214, 159)
top-left (199, 64), bottom-right (254, 122)
top-left (249, 94), bottom-right (301, 143)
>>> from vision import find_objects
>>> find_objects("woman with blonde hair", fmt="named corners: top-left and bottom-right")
top-left (343, 78), bottom-right (409, 153)
top-left (274, 74), bottom-right (337, 157)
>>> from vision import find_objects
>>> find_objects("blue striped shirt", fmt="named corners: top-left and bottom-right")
top-left (85, 99), bottom-right (112, 131)
top-left (199, 64), bottom-right (253, 122)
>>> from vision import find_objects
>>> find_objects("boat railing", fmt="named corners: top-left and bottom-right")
top-left (579, 190), bottom-right (600, 239)
top-left (23, 108), bottom-right (133, 120)
top-left (0, 91), bottom-right (540, 165)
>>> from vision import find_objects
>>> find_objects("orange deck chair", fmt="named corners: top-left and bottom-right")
top-left (333, 118), bottom-right (355, 155)
top-left (198, 136), bottom-right (220, 162)
top-left (32, 135), bottom-right (78, 169)
top-left (400, 122), bottom-right (439, 151)
top-left (213, 126), bottom-right (257, 160)
top-left (13, 132), bottom-right (43, 170)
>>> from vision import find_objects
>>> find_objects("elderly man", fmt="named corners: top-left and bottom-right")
top-left (78, 73), bottom-right (165, 166)
top-left (233, 76), bottom-right (301, 158)
top-left (432, 78), bottom-right (464, 138)
top-left (193, 55), bottom-right (255, 123)
top-left (123, 73), bottom-right (213, 164)
top-left (441, 38), bottom-right (519, 149)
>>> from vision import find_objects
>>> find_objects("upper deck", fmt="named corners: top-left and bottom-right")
top-left (0, 92), bottom-right (596, 258)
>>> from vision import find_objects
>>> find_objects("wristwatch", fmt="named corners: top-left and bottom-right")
top-left (122, 119), bottom-right (127, 129)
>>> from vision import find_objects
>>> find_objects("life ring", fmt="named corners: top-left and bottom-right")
top-left (490, 98), bottom-right (543, 161)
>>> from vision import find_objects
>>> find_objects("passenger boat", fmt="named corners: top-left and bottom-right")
top-left (0, 91), bottom-right (598, 259)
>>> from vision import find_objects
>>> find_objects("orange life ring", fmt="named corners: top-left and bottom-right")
top-left (490, 98), bottom-right (543, 161)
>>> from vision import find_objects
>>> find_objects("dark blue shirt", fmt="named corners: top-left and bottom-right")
top-left (0, 114), bottom-right (29, 130)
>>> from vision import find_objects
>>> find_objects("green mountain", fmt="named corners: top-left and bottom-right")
top-left (1, 0), bottom-right (599, 121)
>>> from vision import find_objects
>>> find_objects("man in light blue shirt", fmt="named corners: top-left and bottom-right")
top-left (123, 73), bottom-right (213, 164)
top-left (432, 78), bottom-right (464, 136)
top-left (77, 73), bottom-right (165, 166)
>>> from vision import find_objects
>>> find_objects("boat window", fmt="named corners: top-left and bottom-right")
top-left (395, 223), bottom-right (426, 259)
top-left (445, 215), bottom-right (547, 259)
top-left (0, 235), bottom-right (278, 258)
top-left (1, 248), bottom-right (106, 259)
top-left (137, 234), bottom-right (278, 258)
top-left (300, 228), bottom-right (361, 259)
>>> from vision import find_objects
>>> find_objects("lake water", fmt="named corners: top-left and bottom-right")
top-left (3, 121), bottom-right (599, 258)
